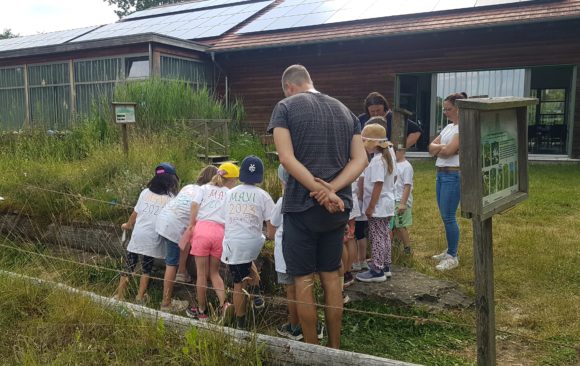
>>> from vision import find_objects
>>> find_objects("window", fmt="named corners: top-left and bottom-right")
top-left (125, 57), bottom-right (149, 79)
top-left (528, 89), bottom-right (567, 154)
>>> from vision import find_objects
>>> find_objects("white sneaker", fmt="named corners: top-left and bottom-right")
top-left (160, 299), bottom-right (189, 313)
top-left (436, 256), bottom-right (459, 271)
top-left (432, 250), bottom-right (449, 261)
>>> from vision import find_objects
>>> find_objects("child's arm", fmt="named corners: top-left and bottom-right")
top-left (188, 202), bottom-right (200, 230)
top-left (398, 184), bottom-right (411, 214)
top-left (121, 211), bottom-right (137, 230)
top-left (266, 221), bottom-right (276, 240)
top-left (365, 181), bottom-right (383, 218)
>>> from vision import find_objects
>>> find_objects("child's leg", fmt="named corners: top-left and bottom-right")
top-left (346, 237), bottom-right (357, 271)
top-left (233, 282), bottom-right (246, 318)
top-left (209, 256), bottom-right (226, 306)
top-left (115, 251), bottom-right (139, 300)
top-left (355, 221), bottom-right (368, 264)
top-left (162, 238), bottom-right (180, 306)
top-left (176, 246), bottom-right (190, 277)
top-left (286, 283), bottom-right (298, 327)
top-left (195, 255), bottom-right (209, 312)
top-left (368, 217), bottom-right (388, 270)
top-left (136, 255), bottom-right (154, 301)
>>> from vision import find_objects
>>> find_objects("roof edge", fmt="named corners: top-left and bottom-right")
top-left (0, 33), bottom-right (209, 60)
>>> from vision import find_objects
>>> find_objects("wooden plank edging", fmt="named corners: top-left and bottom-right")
top-left (0, 270), bottom-right (421, 366)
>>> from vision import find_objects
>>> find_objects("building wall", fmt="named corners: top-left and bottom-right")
top-left (217, 19), bottom-right (580, 158)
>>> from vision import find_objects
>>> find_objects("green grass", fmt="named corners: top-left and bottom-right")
top-left (0, 274), bottom-right (266, 365)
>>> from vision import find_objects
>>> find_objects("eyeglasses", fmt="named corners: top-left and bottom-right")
top-left (442, 107), bottom-right (455, 112)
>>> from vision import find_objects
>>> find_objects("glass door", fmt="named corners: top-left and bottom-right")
top-left (528, 89), bottom-right (567, 154)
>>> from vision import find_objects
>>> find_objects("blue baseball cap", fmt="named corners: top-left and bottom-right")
top-left (240, 155), bottom-right (264, 184)
top-left (155, 162), bottom-right (178, 178)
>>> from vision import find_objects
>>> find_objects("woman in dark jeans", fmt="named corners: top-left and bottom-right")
top-left (428, 92), bottom-right (466, 271)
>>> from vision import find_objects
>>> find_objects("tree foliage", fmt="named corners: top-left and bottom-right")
top-left (105, 0), bottom-right (184, 18)
top-left (1, 29), bottom-right (19, 40)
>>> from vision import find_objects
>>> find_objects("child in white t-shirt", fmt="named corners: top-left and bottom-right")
top-left (114, 163), bottom-right (179, 303)
top-left (356, 124), bottom-right (396, 283)
top-left (222, 156), bottom-right (274, 330)
top-left (155, 165), bottom-right (217, 313)
top-left (185, 162), bottom-right (239, 321)
top-left (391, 148), bottom-right (414, 255)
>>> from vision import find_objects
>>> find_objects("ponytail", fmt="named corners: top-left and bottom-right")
top-left (379, 144), bottom-right (394, 175)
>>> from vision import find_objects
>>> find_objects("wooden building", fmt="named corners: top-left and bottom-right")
top-left (1, 0), bottom-right (580, 158)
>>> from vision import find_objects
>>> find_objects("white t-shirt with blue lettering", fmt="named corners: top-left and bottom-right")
top-left (156, 184), bottom-right (200, 243)
top-left (127, 188), bottom-right (171, 259)
top-left (221, 184), bottom-right (275, 265)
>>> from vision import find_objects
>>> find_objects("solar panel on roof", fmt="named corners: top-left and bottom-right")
top-left (238, 0), bottom-right (534, 34)
top-left (73, 1), bottom-right (274, 42)
top-left (0, 26), bottom-right (99, 52)
top-left (123, 0), bottom-right (254, 21)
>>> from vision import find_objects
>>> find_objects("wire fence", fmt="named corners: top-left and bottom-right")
top-left (0, 185), bottom-right (578, 356)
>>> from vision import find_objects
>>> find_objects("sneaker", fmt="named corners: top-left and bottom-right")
top-left (432, 250), bottom-right (448, 261)
top-left (276, 323), bottom-right (293, 338)
top-left (175, 273), bottom-right (192, 283)
top-left (383, 266), bottom-right (392, 278)
top-left (356, 269), bottom-right (386, 283)
top-left (360, 261), bottom-right (369, 270)
top-left (160, 299), bottom-right (189, 313)
top-left (134, 293), bottom-right (150, 305)
top-left (317, 322), bottom-right (325, 340)
top-left (404, 246), bottom-right (412, 255)
top-left (277, 323), bottom-right (304, 341)
top-left (436, 256), bottom-right (459, 271)
top-left (343, 272), bottom-right (355, 288)
top-left (219, 302), bottom-right (235, 320)
top-left (185, 306), bottom-right (209, 321)
top-left (351, 262), bottom-right (362, 271)
top-left (253, 296), bottom-right (265, 309)
top-left (342, 292), bottom-right (351, 304)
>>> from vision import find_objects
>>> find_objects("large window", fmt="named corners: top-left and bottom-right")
top-left (435, 69), bottom-right (526, 132)
top-left (74, 58), bottom-right (123, 117)
top-left (528, 89), bottom-right (567, 154)
top-left (0, 66), bottom-right (26, 130)
top-left (28, 63), bottom-right (71, 129)
top-left (160, 56), bottom-right (213, 89)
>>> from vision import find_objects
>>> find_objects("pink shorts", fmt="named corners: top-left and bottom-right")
top-left (190, 220), bottom-right (224, 259)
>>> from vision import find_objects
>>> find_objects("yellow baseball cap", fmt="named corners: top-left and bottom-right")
top-left (217, 162), bottom-right (240, 178)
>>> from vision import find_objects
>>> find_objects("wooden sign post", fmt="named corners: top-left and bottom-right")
top-left (391, 107), bottom-right (413, 149)
top-left (112, 102), bottom-right (137, 156)
top-left (456, 97), bottom-right (537, 366)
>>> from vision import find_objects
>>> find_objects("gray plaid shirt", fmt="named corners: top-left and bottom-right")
top-left (267, 91), bottom-right (361, 213)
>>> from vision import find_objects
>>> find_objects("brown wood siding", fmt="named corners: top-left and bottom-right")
top-left (153, 45), bottom-right (210, 61)
top-left (574, 70), bottom-right (580, 158)
top-left (217, 20), bottom-right (580, 157)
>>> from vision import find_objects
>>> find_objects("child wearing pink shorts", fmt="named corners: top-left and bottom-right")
top-left (185, 162), bottom-right (239, 321)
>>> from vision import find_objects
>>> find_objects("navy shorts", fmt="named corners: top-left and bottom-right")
top-left (125, 251), bottom-right (154, 275)
top-left (229, 262), bottom-right (252, 284)
top-left (354, 220), bottom-right (368, 240)
top-left (161, 236), bottom-right (180, 266)
top-left (283, 204), bottom-right (349, 276)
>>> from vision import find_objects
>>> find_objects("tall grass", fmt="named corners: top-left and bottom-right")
top-left (0, 274), bottom-right (266, 365)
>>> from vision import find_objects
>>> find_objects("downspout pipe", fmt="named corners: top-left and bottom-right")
top-left (211, 52), bottom-right (228, 108)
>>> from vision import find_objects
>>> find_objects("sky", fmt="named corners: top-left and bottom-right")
top-left (1, 0), bottom-right (120, 37)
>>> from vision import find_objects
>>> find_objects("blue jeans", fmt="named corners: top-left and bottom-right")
top-left (436, 171), bottom-right (461, 257)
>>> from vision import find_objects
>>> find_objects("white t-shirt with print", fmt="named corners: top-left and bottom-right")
top-left (349, 180), bottom-right (361, 220)
top-left (354, 174), bottom-right (367, 222)
top-left (156, 184), bottom-right (200, 243)
top-left (394, 160), bottom-right (414, 207)
top-left (271, 197), bottom-right (286, 273)
top-left (436, 123), bottom-right (460, 167)
top-left (126, 188), bottom-right (171, 259)
top-left (193, 184), bottom-right (229, 224)
top-left (221, 184), bottom-right (275, 265)
top-left (362, 152), bottom-right (396, 218)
